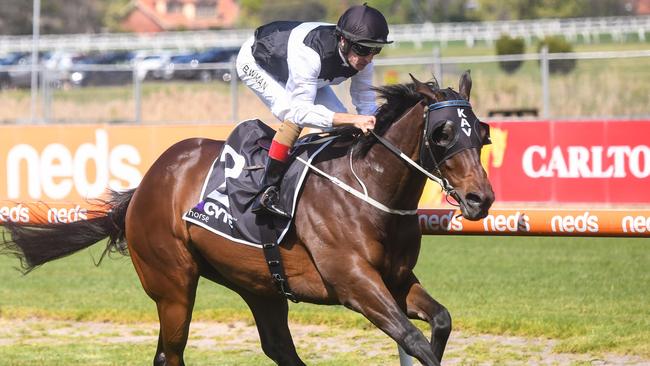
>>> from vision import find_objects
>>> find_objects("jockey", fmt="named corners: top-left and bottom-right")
top-left (236, 3), bottom-right (392, 217)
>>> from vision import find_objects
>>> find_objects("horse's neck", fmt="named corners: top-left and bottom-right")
top-left (366, 103), bottom-right (427, 210)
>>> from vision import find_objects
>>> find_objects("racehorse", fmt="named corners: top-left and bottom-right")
top-left (0, 72), bottom-right (494, 366)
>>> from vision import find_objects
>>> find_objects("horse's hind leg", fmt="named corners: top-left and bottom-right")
top-left (129, 244), bottom-right (199, 366)
top-left (239, 292), bottom-right (305, 366)
top-left (395, 274), bottom-right (452, 363)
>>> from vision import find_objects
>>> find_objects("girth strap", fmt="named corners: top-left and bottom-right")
top-left (261, 225), bottom-right (298, 303)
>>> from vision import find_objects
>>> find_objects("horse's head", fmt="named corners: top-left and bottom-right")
top-left (410, 71), bottom-right (494, 220)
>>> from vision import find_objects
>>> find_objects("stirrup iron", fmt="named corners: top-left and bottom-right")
top-left (255, 186), bottom-right (292, 218)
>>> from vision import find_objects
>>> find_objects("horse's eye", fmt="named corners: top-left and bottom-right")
top-left (432, 120), bottom-right (455, 147)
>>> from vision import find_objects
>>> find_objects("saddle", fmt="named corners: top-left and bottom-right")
top-left (182, 119), bottom-right (353, 247)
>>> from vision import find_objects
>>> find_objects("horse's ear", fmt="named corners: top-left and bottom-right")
top-left (429, 74), bottom-right (440, 90)
top-left (410, 73), bottom-right (428, 91)
top-left (409, 73), bottom-right (421, 85)
top-left (459, 70), bottom-right (472, 101)
top-left (410, 73), bottom-right (435, 98)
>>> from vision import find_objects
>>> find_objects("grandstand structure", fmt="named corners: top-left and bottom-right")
top-left (1, 15), bottom-right (650, 53)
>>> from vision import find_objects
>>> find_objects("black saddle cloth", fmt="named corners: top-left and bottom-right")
top-left (182, 119), bottom-right (346, 246)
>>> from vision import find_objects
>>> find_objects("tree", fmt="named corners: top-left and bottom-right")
top-left (103, 0), bottom-right (132, 33)
top-left (0, 0), bottom-right (107, 35)
top-left (238, 0), bottom-right (338, 27)
top-left (40, 0), bottom-right (106, 34)
top-left (0, 2), bottom-right (35, 35)
top-left (495, 34), bottom-right (525, 73)
top-left (474, 0), bottom-right (632, 20)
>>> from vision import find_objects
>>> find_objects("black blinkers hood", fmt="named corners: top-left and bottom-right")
top-left (421, 100), bottom-right (491, 170)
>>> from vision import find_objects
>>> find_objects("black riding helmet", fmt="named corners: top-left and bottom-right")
top-left (336, 3), bottom-right (393, 47)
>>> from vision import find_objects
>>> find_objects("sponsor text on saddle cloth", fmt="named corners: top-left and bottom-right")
top-left (183, 119), bottom-right (335, 247)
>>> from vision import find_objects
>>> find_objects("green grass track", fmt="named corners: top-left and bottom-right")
top-left (0, 235), bottom-right (648, 362)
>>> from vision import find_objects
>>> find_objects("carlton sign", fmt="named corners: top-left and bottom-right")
top-left (522, 145), bottom-right (650, 179)
top-left (486, 119), bottom-right (650, 204)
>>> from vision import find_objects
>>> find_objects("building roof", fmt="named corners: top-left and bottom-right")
top-left (122, 0), bottom-right (239, 33)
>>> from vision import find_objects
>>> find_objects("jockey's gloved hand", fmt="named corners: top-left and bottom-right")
top-left (333, 112), bottom-right (376, 134)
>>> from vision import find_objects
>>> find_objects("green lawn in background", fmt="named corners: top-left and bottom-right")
top-left (0, 235), bottom-right (648, 360)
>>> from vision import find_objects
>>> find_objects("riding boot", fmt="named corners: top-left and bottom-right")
top-left (252, 157), bottom-right (291, 218)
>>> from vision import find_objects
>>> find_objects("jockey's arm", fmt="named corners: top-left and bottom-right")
top-left (350, 61), bottom-right (378, 116)
top-left (332, 112), bottom-right (375, 133)
top-left (284, 44), bottom-right (375, 133)
top-left (342, 61), bottom-right (378, 133)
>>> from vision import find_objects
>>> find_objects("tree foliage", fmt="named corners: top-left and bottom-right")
top-left (495, 34), bottom-right (525, 73)
top-left (538, 36), bottom-right (577, 74)
top-left (103, 0), bottom-right (132, 33)
top-left (0, 0), bottom-right (107, 35)
top-left (0, 0), bottom-right (639, 35)
top-left (237, 0), bottom-right (342, 27)
top-left (473, 0), bottom-right (632, 21)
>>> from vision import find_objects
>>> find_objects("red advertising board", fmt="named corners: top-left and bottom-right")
top-left (485, 119), bottom-right (650, 204)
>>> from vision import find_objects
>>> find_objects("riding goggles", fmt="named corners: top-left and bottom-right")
top-left (350, 41), bottom-right (382, 56)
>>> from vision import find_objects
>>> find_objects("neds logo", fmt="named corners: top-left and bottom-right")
top-left (483, 211), bottom-right (530, 232)
top-left (418, 211), bottom-right (463, 232)
top-left (551, 211), bottom-right (598, 233)
top-left (622, 215), bottom-right (650, 233)
top-left (0, 203), bottom-right (29, 223)
top-left (6, 129), bottom-right (141, 199)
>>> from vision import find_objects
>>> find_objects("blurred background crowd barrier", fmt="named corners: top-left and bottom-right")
top-left (0, 15), bottom-right (649, 125)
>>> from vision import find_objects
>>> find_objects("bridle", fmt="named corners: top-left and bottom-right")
top-left (297, 98), bottom-right (491, 216)
top-left (372, 99), bottom-right (491, 200)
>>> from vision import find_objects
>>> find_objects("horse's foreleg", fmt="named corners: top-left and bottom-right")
top-left (334, 263), bottom-right (440, 366)
top-left (395, 276), bottom-right (452, 363)
top-left (239, 292), bottom-right (305, 366)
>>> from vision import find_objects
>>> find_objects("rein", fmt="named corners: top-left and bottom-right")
top-left (370, 129), bottom-right (455, 193)
top-left (298, 100), bottom-right (486, 215)
top-left (296, 155), bottom-right (418, 215)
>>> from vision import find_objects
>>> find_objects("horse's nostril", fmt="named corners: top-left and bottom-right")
top-left (465, 192), bottom-right (483, 206)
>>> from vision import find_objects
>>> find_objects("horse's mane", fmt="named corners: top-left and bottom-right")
top-left (353, 80), bottom-right (463, 157)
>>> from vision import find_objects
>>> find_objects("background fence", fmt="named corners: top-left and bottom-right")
top-left (2, 15), bottom-right (650, 53)
top-left (1, 48), bottom-right (648, 125)
top-left (1, 15), bottom-right (649, 125)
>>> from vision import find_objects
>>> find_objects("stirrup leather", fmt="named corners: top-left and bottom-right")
top-left (255, 186), bottom-right (292, 218)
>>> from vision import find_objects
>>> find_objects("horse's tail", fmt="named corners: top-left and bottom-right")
top-left (0, 189), bottom-right (136, 273)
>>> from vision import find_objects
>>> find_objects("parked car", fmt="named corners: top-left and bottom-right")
top-left (0, 52), bottom-right (30, 89)
top-left (166, 52), bottom-right (200, 80)
top-left (171, 47), bottom-right (239, 82)
top-left (133, 52), bottom-right (174, 81)
top-left (69, 51), bottom-right (134, 87)
top-left (6, 52), bottom-right (63, 89)
top-left (44, 51), bottom-right (86, 88)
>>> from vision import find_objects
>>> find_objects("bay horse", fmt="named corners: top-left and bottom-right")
top-left (1, 72), bottom-right (493, 366)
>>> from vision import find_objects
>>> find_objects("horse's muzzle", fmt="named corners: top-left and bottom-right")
top-left (458, 188), bottom-right (494, 221)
